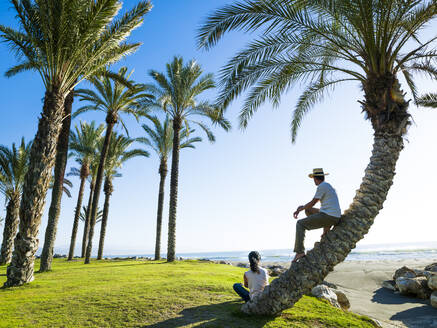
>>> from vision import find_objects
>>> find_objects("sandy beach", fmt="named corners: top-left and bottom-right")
top-left (256, 259), bottom-right (437, 328)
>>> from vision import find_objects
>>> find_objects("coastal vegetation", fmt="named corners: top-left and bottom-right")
top-left (0, 0), bottom-right (436, 326)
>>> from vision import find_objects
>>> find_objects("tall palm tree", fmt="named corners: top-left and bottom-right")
top-left (198, 0), bottom-right (437, 315)
top-left (1, 0), bottom-right (152, 287)
top-left (146, 56), bottom-right (231, 262)
top-left (97, 133), bottom-right (149, 260)
top-left (66, 121), bottom-right (105, 261)
top-left (138, 116), bottom-right (202, 260)
top-left (39, 91), bottom-right (74, 272)
top-left (0, 139), bottom-right (32, 266)
top-left (75, 66), bottom-right (152, 264)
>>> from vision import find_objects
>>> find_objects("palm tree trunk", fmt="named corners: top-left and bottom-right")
top-left (4, 88), bottom-right (65, 287)
top-left (40, 90), bottom-right (74, 272)
top-left (167, 118), bottom-right (182, 262)
top-left (154, 160), bottom-right (167, 261)
top-left (97, 177), bottom-right (113, 260)
top-left (81, 178), bottom-right (95, 258)
top-left (68, 173), bottom-right (87, 261)
top-left (85, 120), bottom-right (115, 264)
top-left (0, 194), bottom-right (20, 266)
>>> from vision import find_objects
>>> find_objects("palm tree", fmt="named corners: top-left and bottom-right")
top-left (1, 0), bottom-right (152, 287)
top-left (0, 139), bottom-right (32, 266)
top-left (138, 116), bottom-right (201, 260)
top-left (97, 133), bottom-right (149, 260)
top-left (198, 0), bottom-right (437, 315)
top-left (75, 66), bottom-right (152, 264)
top-left (146, 57), bottom-right (231, 262)
top-left (66, 121), bottom-right (105, 261)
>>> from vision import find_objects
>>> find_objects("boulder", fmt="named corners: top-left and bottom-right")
top-left (382, 280), bottom-right (397, 291)
top-left (428, 274), bottom-right (437, 291)
top-left (219, 260), bottom-right (231, 265)
top-left (425, 263), bottom-right (437, 272)
top-left (267, 265), bottom-right (287, 277)
top-left (393, 266), bottom-right (417, 280)
top-left (236, 262), bottom-right (249, 268)
top-left (333, 289), bottom-right (350, 310)
top-left (396, 276), bottom-right (432, 299)
top-left (311, 285), bottom-right (341, 309)
top-left (431, 291), bottom-right (437, 309)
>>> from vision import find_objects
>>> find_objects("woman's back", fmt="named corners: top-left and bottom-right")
top-left (245, 267), bottom-right (269, 299)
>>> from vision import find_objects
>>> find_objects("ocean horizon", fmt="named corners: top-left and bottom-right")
top-left (49, 241), bottom-right (437, 263)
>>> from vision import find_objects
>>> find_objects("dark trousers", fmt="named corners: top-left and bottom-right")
top-left (233, 283), bottom-right (250, 302)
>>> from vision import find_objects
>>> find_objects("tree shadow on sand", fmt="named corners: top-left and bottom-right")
top-left (390, 305), bottom-right (437, 328)
top-left (143, 301), bottom-right (275, 328)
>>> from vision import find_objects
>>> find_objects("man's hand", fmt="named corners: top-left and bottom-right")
top-left (321, 226), bottom-right (331, 237)
top-left (293, 206), bottom-right (304, 219)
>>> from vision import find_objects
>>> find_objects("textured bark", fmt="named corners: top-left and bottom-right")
top-left (154, 160), bottom-right (167, 260)
top-left (97, 177), bottom-right (113, 260)
top-left (85, 117), bottom-right (116, 264)
top-left (241, 78), bottom-right (409, 315)
top-left (167, 119), bottom-right (181, 262)
top-left (81, 178), bottom-right (95, 258)
top-left (4, 88), bottom-right (65, 287)
top-left (40, 91), bottom-right (74, 272)
top-left (0, 194), bottom-right (21, 265)
top-left (67, 171), bottom-right (87, 261)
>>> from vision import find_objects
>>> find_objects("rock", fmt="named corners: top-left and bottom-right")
top-left (431, 291), bottom-right (437, 309)
top-left (236, 262), bottom-right (249, 268)
top-left (267, 265), bottom-right (287, 277)
top-left (393, 266), bottom-right (417, 280)
top-left (333, 289), bottom-right (350, 310)
top-left (322, 281), bottom-right (338, 289)
top-left (53, 254), bottom-right (66, 259)
top-left (428, 274), bottom-right (437, 291)
top-left (425, 263), bottom-right (437, 272)
top-left (311, 285), bottom-right (341, 309)
top-left (219, 260), bottom-right (231, 265)
top-left (198, 258), bottom-right (212, 262)
top-left (382, 280), bottom-right (397, 291)
top-left (396, 276), bottom-right (432, 299)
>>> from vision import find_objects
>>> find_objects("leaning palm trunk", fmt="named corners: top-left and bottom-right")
top-left (40, 91), bottom-right (74, 272)
top-left (242, 77), bottom-right (409, 315)
top-left (0, 194), bottom-right (20, 265)
top-left (5, 89), bottom-right (65, 287)
top-left (167, 119), bottom-right (182, 262)
top-left (85, 118), bottom-right (116, 264)
top-left (154, 160), bottom-right (167, 260)
top-left (81, 178), bottom-right (95, 257)
top-left (68, 165), bottom-right (88, 260)
top-left (97, 177), bottom-right (113, 260)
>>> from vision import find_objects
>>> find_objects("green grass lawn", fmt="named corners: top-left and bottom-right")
top-left (0, 259), bottom-right (376, 327)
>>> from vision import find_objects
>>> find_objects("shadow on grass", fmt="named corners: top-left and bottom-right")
top-left (144, 301), bottom-right (275, 328)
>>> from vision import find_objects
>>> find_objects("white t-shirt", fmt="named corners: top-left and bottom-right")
top-left (245, 267), bottom-right (269, 300)
top-left (314, 181), bottom-right (341, 218)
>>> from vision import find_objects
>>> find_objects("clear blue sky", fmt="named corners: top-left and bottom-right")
top-left (0, 1), bottom-right (436, 256)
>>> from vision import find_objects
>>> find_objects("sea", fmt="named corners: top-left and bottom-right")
top-left (93, 241), bottom-right (437, 263)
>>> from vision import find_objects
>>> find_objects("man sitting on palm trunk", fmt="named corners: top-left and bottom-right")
top-left (292, 168), bottom-right (341, 263)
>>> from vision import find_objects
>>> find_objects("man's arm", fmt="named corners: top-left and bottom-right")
top-left (293, 198), bottom-right (319, 219)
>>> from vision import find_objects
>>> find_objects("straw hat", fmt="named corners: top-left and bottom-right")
top-left (308, 168), bottom-right (329, 178)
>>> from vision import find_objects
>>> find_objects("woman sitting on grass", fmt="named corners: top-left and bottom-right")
top-left (233, 251), bottom-right (269, 302)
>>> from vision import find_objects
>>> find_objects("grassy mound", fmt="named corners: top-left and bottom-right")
top-left (0, 259), bottom-right (376, 327)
